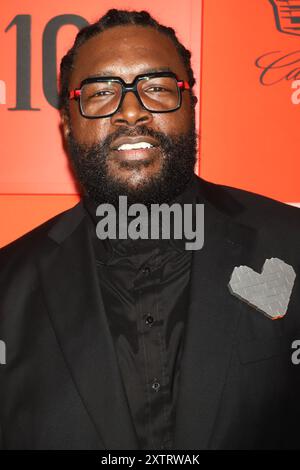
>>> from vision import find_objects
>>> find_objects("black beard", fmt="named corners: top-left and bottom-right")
top-left (66, 122), bottom-right (197, 208)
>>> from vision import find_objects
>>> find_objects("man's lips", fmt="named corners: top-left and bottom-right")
top-left (110, 135), bottom-right (159, 151)
top-left (110, 145), bottom-right (160, 162)
top-left (109, 135), bottom-right (161, 162)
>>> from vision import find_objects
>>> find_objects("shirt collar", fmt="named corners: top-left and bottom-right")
top-left (83, 173), bottom-right (199, 263)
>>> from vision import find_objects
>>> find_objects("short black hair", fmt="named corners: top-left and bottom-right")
top-left (59, 8), bottom-right (197, 115)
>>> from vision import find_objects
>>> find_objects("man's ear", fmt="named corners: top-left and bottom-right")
top-left (60, 110), bottom-right (71, 140)
top-left (192, 95), bottom-right (198, 106)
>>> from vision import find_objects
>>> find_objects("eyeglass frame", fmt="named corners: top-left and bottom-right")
top-left (68, 71), bottom-right (191, 119)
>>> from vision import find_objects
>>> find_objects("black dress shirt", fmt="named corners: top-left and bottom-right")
top-left (83, 175), bottom-right (199, 450)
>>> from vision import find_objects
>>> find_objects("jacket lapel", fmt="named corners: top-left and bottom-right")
top-left (173, 184), bottom-right (258, 449)
top-left (38, 203), bottom-right (139, 450)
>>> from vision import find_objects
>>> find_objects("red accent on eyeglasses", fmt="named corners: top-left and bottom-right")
top-left (177, 80), bottom-right (190, 90)
top-left (69, 89), bottom-right (81, 99)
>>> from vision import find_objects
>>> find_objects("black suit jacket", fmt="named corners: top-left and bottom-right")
top-left (1, 175), bottom-right (300, 450)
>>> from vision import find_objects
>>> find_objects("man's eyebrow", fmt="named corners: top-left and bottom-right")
top-left (84, 67), bottom-right (174, 79)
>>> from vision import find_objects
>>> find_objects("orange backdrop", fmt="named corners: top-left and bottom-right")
top-left (200, 0), bottom-right (300, 205)
top-left (1, 0), bottom-right (299, 248)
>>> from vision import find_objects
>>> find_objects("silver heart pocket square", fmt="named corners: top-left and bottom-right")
top-left (228, 257), bottom-right (296, 320)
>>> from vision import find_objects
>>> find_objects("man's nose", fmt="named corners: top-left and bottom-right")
top-left (111, 91), bottom-right (153, 127)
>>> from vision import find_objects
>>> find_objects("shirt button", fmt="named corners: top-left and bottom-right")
top-left (142, 266), bottom-right (151, 275)
top-left (152, 380), bottom-right (161, 392)
top-left (145, 314), bottom-right (154, 326)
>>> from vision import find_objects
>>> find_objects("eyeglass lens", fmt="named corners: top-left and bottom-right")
top-left (80, 76), bottom-right (180, 117)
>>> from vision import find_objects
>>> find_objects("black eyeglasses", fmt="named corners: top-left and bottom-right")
top-left (69, 71), bottom-right (191, 118)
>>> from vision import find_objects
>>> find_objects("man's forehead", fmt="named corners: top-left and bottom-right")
top-left (82, 66), bottom-right (174, 81)
top-left (71, 25), bottom-right (188, 85)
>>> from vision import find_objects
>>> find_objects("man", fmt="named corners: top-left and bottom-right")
top-left (0, 9), bottom-right (300, 450)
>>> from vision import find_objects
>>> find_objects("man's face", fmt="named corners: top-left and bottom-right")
top-left (63, 25), bottom-right (197, 206)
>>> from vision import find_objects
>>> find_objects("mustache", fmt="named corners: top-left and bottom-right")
top-left (76, 125), bottom-right (174, 154)
top-left (108, 125), bottom-right (168, 145)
